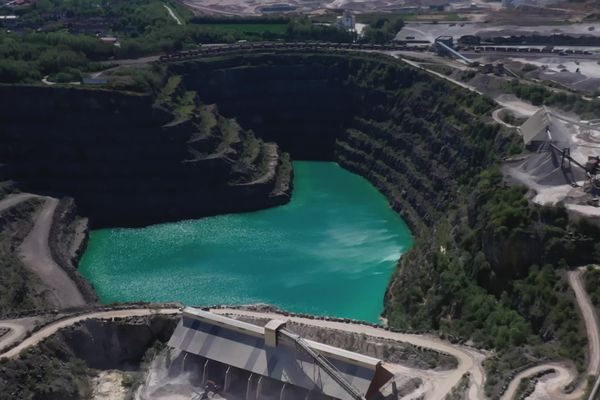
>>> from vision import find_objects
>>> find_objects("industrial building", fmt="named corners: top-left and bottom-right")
top-left (520, 108), bottom-right (572, 147)
top-left (168, 307), bottom-right (395, 400)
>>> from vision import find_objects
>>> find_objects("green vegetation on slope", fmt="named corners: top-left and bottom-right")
top-left (505, 80), bottom-right (600, 119)
top-left (388, 168), bottom-right (594, 398)
top-left (196, 52), bottom-right (599, 399)
top-left (360, 16), bottom-right (404, 44)
top-left (0, 247), bottom-right (47, 315)
top-left (0, 343), bottom-right (90, 400)
top-left (172, 53), bottom-right (592, 386)
top-left (0, 200), bottom-right (48, 316)
top-left (584, 267), bottom-right (600, 311)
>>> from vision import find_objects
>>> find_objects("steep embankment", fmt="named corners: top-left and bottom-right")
top-left (0, 194), bottom-right (48, 314)
top-left (167, 51), bottom-right (600, 396)
top-left (18, 197), bottom-right (85, 308)
top-left (0, 312), bottom-right (177, 400)
top-left (0, 85), bottom-right (291, 228)
top-left (169, 52), bottom-right (505, 233)
top-left (0, 193), bottom-right (94, 312)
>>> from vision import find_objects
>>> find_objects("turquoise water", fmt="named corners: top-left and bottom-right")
top-left (80, 162), bottom-right (412, 322)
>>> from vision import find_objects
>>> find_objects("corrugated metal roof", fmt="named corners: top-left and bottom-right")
top-left (520, 108), bottom-right (572, 146)
top-left (168, 308), bottom-right (387, 400)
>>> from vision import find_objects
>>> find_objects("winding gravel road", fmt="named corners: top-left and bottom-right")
top-left (0, 308), bottom-right (180, 359)
top-left (0, 276), bottom-right (596, 400)
top-left (0, 306), bottom-right (486, 400)
top-left (18, 197), bottom-right (86, 308)
top-left (0, 193), bottom-right (37, 212)
top-left (0, 194), bottom-right (86, 308)
top-left (501, 267), bottom-right (600, 400)
top-left (0, 195), bottom-right (596, 399)
top-left (210, 308), bottom-right (488, 400)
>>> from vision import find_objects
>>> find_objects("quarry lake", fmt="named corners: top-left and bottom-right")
top-left (80, 162), bottom-right (412, 322)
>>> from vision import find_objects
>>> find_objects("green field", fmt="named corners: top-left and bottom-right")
top-left (194, 23), bottom-right (288, 35)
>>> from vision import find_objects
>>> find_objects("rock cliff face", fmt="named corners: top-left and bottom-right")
top-left (57, 315), bottom-right (177, 370)
top-left (169, 52), bottom-right (503, 233)
top-left (49, 197), bottom-right (97, 302)
top-left (0, 197), bottom-right (49, 314)
top-left (0, 315), bottom-right (178, 400)
top-left (0, 85), bottom-right (291, 227)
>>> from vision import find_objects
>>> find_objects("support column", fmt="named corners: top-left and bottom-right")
top-left (182, 352), bottom-right (188, 372)
top-left (224, 366), bottom-right (232, 392)
top-left (255, 376), bottom-right (264, 400)
top-left (202, 359), bottom-right (210, 385)
top-left (280, 383), bottom-right (287, 400)
top-left (305, 389), bottom-right (312, 400)
top-left (245, 373), bottom-right (254, 400)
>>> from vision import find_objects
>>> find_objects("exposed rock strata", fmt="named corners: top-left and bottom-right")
top-left (48, 197), bottom-right (97, 303)
top-left (0, 85), bottom-right (291, 228)
top-left (234, 315), bottom-right (458, 371)
top-left (57, 316), bottom-right (177, 370)
top-left (0, 314), bottom-right (177, 400)
top-left (169, 53), bottom-right (503, 233)
top-left (0, 197), bottom-right (48, 314)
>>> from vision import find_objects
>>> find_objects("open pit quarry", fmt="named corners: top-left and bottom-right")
top-left (1, 48), bottom-right (600, 400)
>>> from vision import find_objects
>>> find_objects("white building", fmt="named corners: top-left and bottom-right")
top-left (336, 10), bottom-right (355, 31)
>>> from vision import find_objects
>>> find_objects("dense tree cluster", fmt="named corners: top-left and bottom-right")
top-left (360, 16), bottom-right (404, 44)
top-left (0, 0), bottom-right (359, 84)
top-left (506, 80), bottom-right (600, 118)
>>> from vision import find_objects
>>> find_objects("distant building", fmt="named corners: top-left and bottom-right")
top-left (336, 10), bottom-right (355, 31)
top-left (99, 36), bottom-right (120, 47)
top-left (0, 14), bottom-right (18, 28)
top-left (436, 35), bottom-right (454, 47)
top-left (422, 0), bottom-right (449, 11)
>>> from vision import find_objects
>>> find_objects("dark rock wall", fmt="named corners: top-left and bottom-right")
top-left (48, 197), bottom-right (97, 302)
top-left (0, 85), bottom-right (291, 227)
top-left (170, 53), bottom-right (500, 233)
top-left (57, 315), bottom-right (177, 370)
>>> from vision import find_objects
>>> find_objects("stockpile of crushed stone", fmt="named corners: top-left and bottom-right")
top-left (516, 147), bottom-right (585, 186)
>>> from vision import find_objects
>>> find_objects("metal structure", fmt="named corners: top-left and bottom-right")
top-left (546, 129), bottom-right (600, 189)
top-left (168, 307), bottom-right (393, 400)
top-left (434, 37), bottom-right (475, 65)
top-left (156, 41), bottom-right (428, 63)
top-left (279, 330), bottom-right (365, 400)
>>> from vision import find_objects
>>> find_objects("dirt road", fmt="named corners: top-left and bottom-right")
top-left (570, 268), bottom-right (600, 379)
top-left (0, 306), bottom-right (485, 399)
top-left (0, 193), bottom-right (37, 212)
top-left (501, 267), bottom-right (600, 400)
top-left (0, 308), bottom-right (180, 359)
top-left (163, 4), bottom-right (182, 25)
top-left (210, 308), bottom-right (487, 400)
top-left (18, 197), bottom-right (86, 308)
top-left (0, 317), bottom-right (40, 353)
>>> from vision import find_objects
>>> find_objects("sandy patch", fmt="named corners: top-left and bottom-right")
top-left (91, 371), bottom-right (127, 400)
